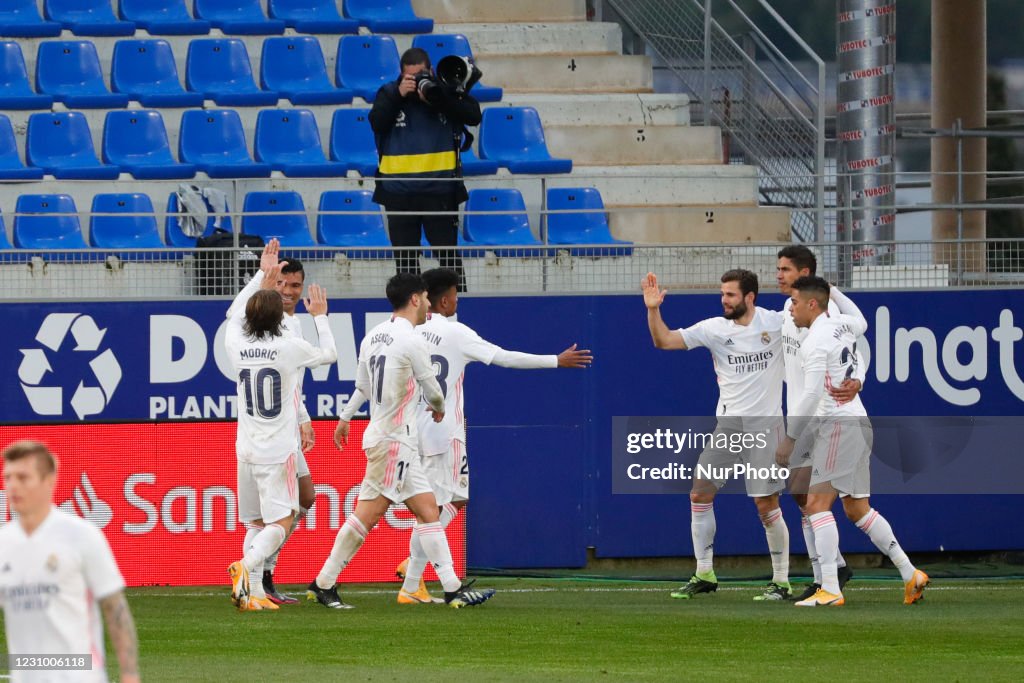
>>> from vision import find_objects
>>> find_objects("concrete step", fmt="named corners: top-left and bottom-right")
top-left (546, 165), bottom-right (759, 206)
top-left (545, 125), bottom-right (722, 165)
top-left (437, 22), bottom-right (620, 55)
top-left (411, 0), bottom-right (587, 23)
top-left (476, 54), bottom-right (653, 93)
top-left (607, 206), bottom-right (792, 244)
top-left (487, 93), bottom-right (692, 126)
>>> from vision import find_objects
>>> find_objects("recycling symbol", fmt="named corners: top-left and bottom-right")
top-left (18, 313), bottom-right (123, 420)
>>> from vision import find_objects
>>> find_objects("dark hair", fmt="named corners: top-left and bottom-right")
top-left (386, 272), bottom-right (426, 310)
top-left (243, 290), bottom-right (284, 340)
top-left (280, 258), bottom-right (305, 280)
top-left (400, 47), bottom-right (431, 71)
top-left (3, 440), bottom-right (57, 476)
top-left (777, 245), bottom-right (817, 275)
top-left (791, 275), bottom-right (830, 307)
top-left (721, 269), bottom-right (759, 301)
top-left (422, 268), bottom-right (459, 305)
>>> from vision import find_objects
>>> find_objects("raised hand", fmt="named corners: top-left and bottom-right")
top-left (304, 284), bottom-right (328, 317)
top-left (642, 272), bottom-right (668, 309)
top-left (557, 344), bottom-right (593, 368)
top-left (260, 238), bottom-right (281, 274)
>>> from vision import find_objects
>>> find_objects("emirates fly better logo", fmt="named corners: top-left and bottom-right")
top-left (18, 313), bottom-right (123, 420)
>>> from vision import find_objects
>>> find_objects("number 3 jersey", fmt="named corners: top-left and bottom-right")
top-left (225, 273), bottom-right (338, 465)
top-left (356, 316), bottom-right (444, 451)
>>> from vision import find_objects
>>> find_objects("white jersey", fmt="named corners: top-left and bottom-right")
top-left (679, 306), bottom-right (785, 417)
top-left (798, 313), bottom-right (867, 418)
top-left (225, 274), bottom-right (337, 465)
top-left (356, 316), bottom-right (443, 450)
top-left (282, 313), bottom-right (311, 425)
top-left (0, 508), bottom-right (125, 683)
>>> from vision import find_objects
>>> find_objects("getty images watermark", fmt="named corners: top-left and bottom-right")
top-left (612, 415), bottom-right (1024, 495)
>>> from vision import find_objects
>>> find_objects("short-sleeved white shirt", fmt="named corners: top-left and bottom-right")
top-left (0, 507), bottom-right (125, 683)
top-left (679, 306), bottom-right (785, 417)
top-left (798, 313), bottom-right (867, 417)
top-left (358, 317), bottom-right (438, 450)
top-left (282, 313), bottom-right (311, 425)
top-left (782, 297), bottom-right (843, 415)
top-left (415, 314), bottom-right (502, 456)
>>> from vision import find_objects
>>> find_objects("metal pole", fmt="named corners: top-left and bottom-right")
top-left (540, 177), bottom-right (549, 293)
top-left (704, 0), bottom-right (713, 126)
top-left (955, 117), bottom-right (964, 285)
top-left (816, 60), bottom-right (826, 242)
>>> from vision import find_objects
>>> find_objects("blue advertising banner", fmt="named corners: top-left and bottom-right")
top-left (2, 289), bottom-right (1023, 566)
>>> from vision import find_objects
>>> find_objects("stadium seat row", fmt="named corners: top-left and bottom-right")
top-left (0, 188), bottom-right (629, 259)
top-left (0, 35), bottom-right (502, 111)
top-left (1, 0), bottom-right (430, 37)
top-left (0, 107), bottom-right (570, 180)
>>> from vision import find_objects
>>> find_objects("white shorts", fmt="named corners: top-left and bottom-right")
top-left (790, 425), bottom-right (816, 469)
top-left (296, 448), bottom-right (310, 478)
top-left (360, 440), bottom-right (433, 504)
top-left (422, 439), bottom-right (469, 506)
top-left (696, 417), bottom-right (787, 497)
top-left (809, 418), bottom-right (873, 498)
top-left (238, 455), bottom-right (299, 524)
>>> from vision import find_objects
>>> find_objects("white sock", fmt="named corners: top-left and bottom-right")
top-left (802, 515), bottom-right (822, 583)
top-left (264, 507), bottom-right (306, 573)
top-left (855, 508), bottom-right (916, 582)
top-left (241, 523), bottom-right (287, 592)
top-left (690, 502), bottom-right (716, 576)
top-left (809, 511), bottom-right (840, 594)
top-left (414, 521), bottom-right (461, 593)
top-left (316, 516), bottom-right (368, 589)
top-left (761, 507), bottom-right (789, 584)
top-left (836, 548), bottom-right (847, 569)
top-left (402, 504), bottom-right (460, 593)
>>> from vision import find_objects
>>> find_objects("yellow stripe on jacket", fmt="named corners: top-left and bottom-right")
top-left (378, 150), bottom-right (457, 175)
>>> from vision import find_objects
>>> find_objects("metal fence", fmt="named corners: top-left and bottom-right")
top-left (2, 238), bottom-right (1020, 301)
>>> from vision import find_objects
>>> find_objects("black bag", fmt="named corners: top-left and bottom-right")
top-left (194, 229), bottom-right (265, 296)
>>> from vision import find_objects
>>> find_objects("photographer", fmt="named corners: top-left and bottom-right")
top-left (369, 48), bottom-right (482, 292)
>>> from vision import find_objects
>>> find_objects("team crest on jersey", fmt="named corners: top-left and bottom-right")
top-left (46, 554), bottom-right (59, 572)
top-left (761, 332), bottom-right (771, 345)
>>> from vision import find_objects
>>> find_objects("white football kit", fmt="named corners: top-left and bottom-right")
top-left (282, 313), bottom-right (312, 479)
top-left (350, 316), bottom-right (446, 504)
top-left (415, 313), bottom-right (557, 504)
top-left (679, 306), bottom-right (786, 496)
top-left (782, 288), bottom-right (868, 467)
top-left (225, 272), bottom-right (338, 522)
top-left (789, 313), bottom-right (872, 497)
top-left (0, 507), bottom-right (125, 683)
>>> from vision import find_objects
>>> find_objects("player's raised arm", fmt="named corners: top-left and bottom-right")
top-left (298, 284), bottom-right (338, 366)
top-left (643, 272), bottom-right (686, 350)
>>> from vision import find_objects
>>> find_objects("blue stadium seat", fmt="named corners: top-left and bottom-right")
top-left (329, 108), bottom-right (378, 176)
top-left (317, 190), bottom-right (391, 256)
top-left (90, 193), bottom-right (172, 259)
top-left (27, 112), bottom-right (121, 180)
top-left (260, 37), bottom-right (353, 106)
top-left (0, 114), bottom-right (44, 180)
top-left (112, 40), bottom-right (205, 107)
top-left (36, 41), bottom-right (131, 109)
top-left (14, 194), bottom-right (91, 252)
top-left (336, 35), bottom-right (400, 102)
top-left (460, 146), bottom-right (499, 176)
top-left (103, 110), bottom-right (196, 179)
top-left (193, 0), bottom-right (285, 34)
top-left (45, 0), bottom-right (135, 36)
top-left (119, 0), bottom-right (212, 35)
top-left (463, 189), bottom-right (544, 254)
top-left (179, 110), bottom-right (271, 178)
top-left (0, 0), bottom-right (63, 37)
top-left (480, 108), bottom-right (572, 174)
top-left (0, 211), bottom-right (31, 262)
top-left (268, 0), bottom-right (358, 33)
top-left (344, 0), bottom-right (432, 34)
top-left (0, 42), bottom-right (54, 110)
top-left (242, 191), bottom-right (317, 247)
top-left (546, 187), bottom-right (632, 254)
top-left (255, 109), bottom-right (347, 178)
top-left (411, 34), bottom-right (503, 102)
top-left (186, 39), bottom-right (279, 106)
top-left (164, 192), bottom-right (230, 247)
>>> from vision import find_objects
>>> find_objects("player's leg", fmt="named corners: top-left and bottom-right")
top-left (795, 486), bottom-right (844, 606)
top-left (263, 451), bottom-right (315, 604)
top-left (752, 493), bottom-right (792, 600)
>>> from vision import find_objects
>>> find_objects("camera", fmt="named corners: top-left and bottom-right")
top-left (437, 55), bottom-right (483, 95)
top-left (413, 70), bottom-right (439, 99)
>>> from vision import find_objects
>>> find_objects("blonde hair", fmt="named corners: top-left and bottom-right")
top-left (3, 440), bottom-right (58, 476)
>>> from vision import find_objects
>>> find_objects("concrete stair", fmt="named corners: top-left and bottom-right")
top-left (545, 125), bottom-right (722, 165)
top-left (411, 0), bottom-right (586, 23)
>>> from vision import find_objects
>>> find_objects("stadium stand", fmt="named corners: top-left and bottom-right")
top-left (242, 190), bottom-right (318, 247)
top-left (102, 110), bottom-right (197, 179)
top-left (260, 36), bottom-right (354, 105)
top-left (0, 41), bottom-right (55, 110)
top-left (410, 33), bottom-right (503, 102)
top-left (164, 191), bottom-right (229, 247)
top-left (118, 0), bottom-right (212, 35)
top-left (192, 0), bottom-right (286, 35)
top-left (316, 190), bottom-right (390, 252)
top-left (89, 192), bottom-right (171, 259)
top-left (344, 0), bottom-right (433, 34)
top-left (26, 111), bottom-right (122, 180)
top-left (479, 107), bottom-right (572, 174)
top-left (36, 40), bottom-right (131, 108)
top-left (545, 187), bottom-right (632, 254)
top-left (13, 193), bottom-right (91, 251)
top-left (178, 109), bottom-right (272, 177)
top-left (335, 34), bottom-right (400, 102)
top-left (111, 39), bottom-right (205, 107)
top-left (0, 0), bottom-right (63, 37)
top-left (44, 0), bottom-right (136, 37)
top-left (463, 189), bottom-right (543, 250)
top-left (254, 108), bottom-right (348, 177)
top-left (329, 108), bottom-right (378, 176)
top-left (267, 0), bottom-right (359, 34)
top-left (0, 114), bottom-right (45, 180)
top-left (185, 38), bottom-right (279, 106)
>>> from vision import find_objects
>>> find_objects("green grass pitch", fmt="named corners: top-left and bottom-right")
top-left (5, 577), bottom-right (1024, 681)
